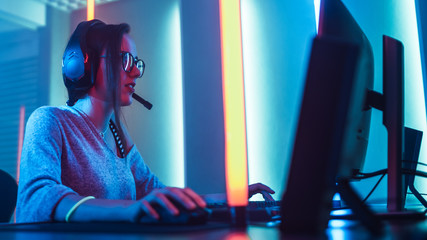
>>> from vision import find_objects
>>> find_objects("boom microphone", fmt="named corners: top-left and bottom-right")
top-left (132, 93), bottom-right (153, 110)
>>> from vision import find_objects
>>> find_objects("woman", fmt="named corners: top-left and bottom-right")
top-left (16, 20), bottom-right (274, 223)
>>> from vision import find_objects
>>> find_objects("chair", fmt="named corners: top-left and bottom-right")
top-left (0, 169), bottom-right (18, 222)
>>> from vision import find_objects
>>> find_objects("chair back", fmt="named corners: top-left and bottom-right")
top-left (0, 169), bottom-right (18, 222)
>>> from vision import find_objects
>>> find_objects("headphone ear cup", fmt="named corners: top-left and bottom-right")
top-left (62, 48), bottom-right (86, 82)
top-left (62, 20), bottom-right (99, 91)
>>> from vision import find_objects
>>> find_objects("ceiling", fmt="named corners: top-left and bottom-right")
top-left (0, 18), bottom-right (25, 33)
top-left (0, 0), bottom-right (122, 33)
top-left (33, 0), bottom-right (120, 12)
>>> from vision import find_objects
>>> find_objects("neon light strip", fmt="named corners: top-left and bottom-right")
top-left (219, 0), bottom-right (248, 206)
top-left (169, 2), bottom-right (184, 187)
top-left (225, 232), bottom-right (250, 240)
top-left (16, 106), bottom-right (25, 184)
top-left (314, 0), bottom-right (321, 33)
top-left (87, 0), bottom-right (95, 21)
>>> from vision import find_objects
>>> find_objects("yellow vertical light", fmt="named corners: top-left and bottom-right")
top-left (87, 0), bottom-right (95, 20)
top-left (219, 0), bottom-right (248, 206)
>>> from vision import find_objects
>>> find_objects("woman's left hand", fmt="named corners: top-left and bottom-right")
top-left (202, 183), bottom-right (276, 203)
top-left (248, 183), bottom-right (275, 201)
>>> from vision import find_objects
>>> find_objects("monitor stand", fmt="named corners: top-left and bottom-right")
top-left (362, 36), bottom-right (427, 217)
top-left (335, 178), bottom-right (383, 234)
top-left (347, 87), bottom-right (427, 219)
top-left (381, 126), bottom-right (427, 219)
top-left (402, 127), bottom-right (427, 209)
top-left (332, 36), bottom-right (426, 226)
top-left (341, 124), bottom-right (427, 220)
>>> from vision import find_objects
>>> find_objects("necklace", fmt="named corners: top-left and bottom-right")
top-left (73, 106), bottom-right (109, 138)
top-left (100, 129), bottom-right (108, 138)
top-left (108, 120), bottom-right (125, 158)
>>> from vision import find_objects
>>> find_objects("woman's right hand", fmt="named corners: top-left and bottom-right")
top-left (54, 187), bottom-right (206, 223)
top-left (134, 187), bottom-right (206, 221)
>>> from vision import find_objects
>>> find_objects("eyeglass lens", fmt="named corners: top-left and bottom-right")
top-left (122, 52), bottom-right (144, 78)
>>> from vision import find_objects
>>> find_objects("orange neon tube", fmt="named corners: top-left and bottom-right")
top-left (87, 0), bottom-right (95, 20)
top-left (219, 0), bottom-right (248, 206)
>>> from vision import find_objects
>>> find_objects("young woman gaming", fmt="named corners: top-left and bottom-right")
top-left (16, 20), bottom-right (274, 223)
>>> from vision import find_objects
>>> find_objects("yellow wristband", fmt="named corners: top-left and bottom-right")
top-left (65, 196), bottom-right (95, 222)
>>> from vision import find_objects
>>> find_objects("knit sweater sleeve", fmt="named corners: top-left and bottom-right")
top-left (16, 107), bottom-right (77, 223)
top-left (128, 145), bottom-right (165, 199)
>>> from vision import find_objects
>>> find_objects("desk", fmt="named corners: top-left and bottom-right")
top-left (0, 222), bottom-right (273, 240)
top-left (1, 218), bottom-right (427, 240)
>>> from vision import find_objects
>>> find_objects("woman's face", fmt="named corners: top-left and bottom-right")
top-left (94, 33), bottom-right (141, 106)
top-left (119, 34), bottom-right (141, 106)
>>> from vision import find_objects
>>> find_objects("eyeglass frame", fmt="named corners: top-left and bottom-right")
top-left (99, 51), bottom-right (145, 78)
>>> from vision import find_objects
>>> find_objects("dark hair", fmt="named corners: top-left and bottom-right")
top-left (65, 19), bottom-right (130, 156)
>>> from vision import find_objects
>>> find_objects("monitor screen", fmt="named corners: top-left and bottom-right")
top-left (280, 0), bottom-right (375, 235)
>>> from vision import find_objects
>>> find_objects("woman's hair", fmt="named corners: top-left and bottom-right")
top-left (64, 19), bottom-right (130, 156)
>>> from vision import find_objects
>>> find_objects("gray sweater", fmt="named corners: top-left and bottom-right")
top-left (16, 106), bottom-right (164, 223)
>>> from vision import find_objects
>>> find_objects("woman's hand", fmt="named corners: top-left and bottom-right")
top-left (138, 187), bottom-right (206, 220)
top-left (202, 183), bottom-right (276, 204)
top-left (248, 183), bottom-right (275, 201)
top-left (54, 188), bottom-right (206, 223)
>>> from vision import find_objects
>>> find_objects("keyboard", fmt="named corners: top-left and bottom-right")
top-left (207, 201), bottom-right (281, 223)
top-left (139, 197), bottom-right (210, 225)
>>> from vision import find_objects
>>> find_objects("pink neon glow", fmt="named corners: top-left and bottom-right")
top-left (16, 106), bottom-right (25, 184)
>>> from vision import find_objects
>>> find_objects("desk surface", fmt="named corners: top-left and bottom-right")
top-left (1, 218), bottom-right (427, 240)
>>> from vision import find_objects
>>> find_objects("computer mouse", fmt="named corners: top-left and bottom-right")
top-left (139, 197), bottom-right (211, 225)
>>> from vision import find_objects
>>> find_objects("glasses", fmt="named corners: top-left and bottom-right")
top-left (100, 51), bottom-right (145, 78)
top-left (121, 52), bottom-right (145, 78)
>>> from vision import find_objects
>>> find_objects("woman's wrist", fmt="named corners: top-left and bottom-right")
top-left (55, 195), bottom-right (140, 222)
top-left (65, 196), bottom-right (95, 222)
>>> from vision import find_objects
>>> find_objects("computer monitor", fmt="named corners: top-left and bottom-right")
top-left (318, 0), bottom-right (374, 179)
top-left (280, 0), bottom-right (377, 235)
top-left (319, 3), bottom-right (409, 214)
top-left (280, 0), bottom-right (413, 236)
top-left (320, 1), bottom-right (409, 214)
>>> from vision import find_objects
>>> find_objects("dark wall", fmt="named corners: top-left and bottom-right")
top-left (180, 0), bottom-right (225, 194)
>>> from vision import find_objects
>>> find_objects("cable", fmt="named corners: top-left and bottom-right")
top-left (351, 168), bottom-right (427, 180)
top-left (361, 173), bottom-right (386, 203)
top-left (408, 192), bottom-right (427, 196)
top-left (402, 168), bottom-right (427, 178)
top-left (402, 160), bottom-right (427, 168)
top-left (351, 169), bottom-right (387, 180)
top-left (347, 168), bottom-right (427, 205)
